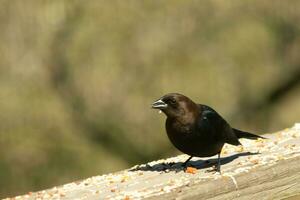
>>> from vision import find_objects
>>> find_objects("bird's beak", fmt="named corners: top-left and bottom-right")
top-left (151, 99), bottom-right (168, 109)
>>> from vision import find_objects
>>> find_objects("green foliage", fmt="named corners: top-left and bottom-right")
top-left (0, 0), bottom-right (300, 198)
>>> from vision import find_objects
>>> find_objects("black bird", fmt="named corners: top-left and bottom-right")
top-left (151, 93), bottom-right (264, 172)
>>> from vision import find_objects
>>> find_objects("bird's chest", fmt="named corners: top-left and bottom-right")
top-left (166, 119), bottom-right (197, 141)
top-left (166, 116), bottom-right (210, 137)
top-left (165, 117), bottom-right (222, 157)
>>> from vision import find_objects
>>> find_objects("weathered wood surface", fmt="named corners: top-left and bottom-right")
top-left (5, 124), bottom-right (300, 200)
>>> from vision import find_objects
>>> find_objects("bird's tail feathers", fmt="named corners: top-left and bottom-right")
top-left (233, 128), bottom-right (265, 140)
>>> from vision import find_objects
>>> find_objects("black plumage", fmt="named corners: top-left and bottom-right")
top-left (152, 93), bottom-right (264, 172)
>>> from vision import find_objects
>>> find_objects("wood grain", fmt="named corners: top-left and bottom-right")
top-left (4, 124), bottom-right (300, 200)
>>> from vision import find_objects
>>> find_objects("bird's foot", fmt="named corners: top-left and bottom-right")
top-left (167, 162), bottom-right (176, 166)
top-left (160, 162), bottom-right (185, 173)
top-left (205, 165), bottom-right (221, 174)
top-left (181, 162), bottom-right (197, 169)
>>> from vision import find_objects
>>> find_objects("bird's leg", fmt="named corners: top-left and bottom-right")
top-left (205, 152), bottom-right (221, 173)
top-left (182, 156), bottom-right (193, 167)
top-left (216, 152), bottom-right (221, 173)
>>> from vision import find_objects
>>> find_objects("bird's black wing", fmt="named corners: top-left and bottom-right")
top-left (197, 105), bottom-right (241, 146)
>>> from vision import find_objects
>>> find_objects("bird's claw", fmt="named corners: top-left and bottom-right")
top-left (205, 165), bottom-right (221, 173)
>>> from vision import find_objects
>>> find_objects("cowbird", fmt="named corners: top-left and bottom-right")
top-left (151, 93), bottom-right (264, 172)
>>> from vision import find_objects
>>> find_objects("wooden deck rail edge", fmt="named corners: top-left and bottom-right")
top-left (4, 123), bottom-right (300, 200)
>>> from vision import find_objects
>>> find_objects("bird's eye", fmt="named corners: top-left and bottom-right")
top-left (169, 99), bottom-right (176, 104)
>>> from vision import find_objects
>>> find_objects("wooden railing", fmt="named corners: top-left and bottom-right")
top-left (5, 124), bottom-right (300, 200)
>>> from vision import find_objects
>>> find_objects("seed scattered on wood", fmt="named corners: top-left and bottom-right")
top-left (185, 167), bottom-right (197, 174)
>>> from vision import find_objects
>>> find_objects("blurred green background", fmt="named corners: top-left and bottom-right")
top-left (0, 0), bottom-right (300, 198)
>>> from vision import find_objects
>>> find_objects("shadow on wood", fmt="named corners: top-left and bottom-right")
top-left (130, 152), bottom-right (259, 172)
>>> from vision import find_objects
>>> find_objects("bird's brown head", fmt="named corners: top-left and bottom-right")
top-left (151, 93), bottom-right (198, 119)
